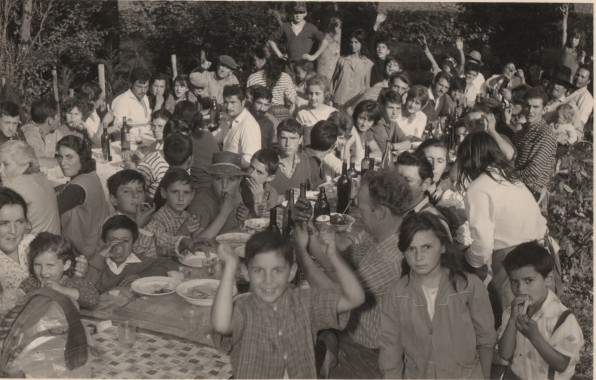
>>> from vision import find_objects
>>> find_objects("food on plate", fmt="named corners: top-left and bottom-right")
top-left (153, 287), bottom-right (172, 294)
top-left (186, 284), bottom-right (218, 299)
top-left (330, 214), bottom-right (349, 225)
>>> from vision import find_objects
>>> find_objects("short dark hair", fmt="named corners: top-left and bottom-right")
top-left (0, 101), bottom-right (19, 118)
top-left (150, 73), bottom-right (171, 95)
top-left (151, 108), bottom-right (172, 123)
top-left (62, 96), bottom-right (92, 122)
top-left (56, 135), bottom-right (95, 175)
top-left (361, 168), bottom-right (412, 216)
top-left (80, 82), bottom-right (102, 103)
top-left (252, 148), bottom-right (280, 175)
top-left (503, 241), bottom-right (554, 278)
top-left (223, 85), bottom-right (245, 101)
top-left (449, 77), bottom-right (466, 93)
top-left (464, 62), bottom-right (480, 74)
top-left (389, 72), bottom-right (410, 87)
top-left (277, 118), bottom-right (303, 137)
top-left (511, 84), bottom-right (531, 106)
top-left (160, 168), bottom-right (192, 191)
top-left (310, 120), bottom-right (338, 151)
top-left (406, 85), bottom-right (429, 108)
top-left (101, 215), bottom-right (139, 243)
top-left (524, 86), bottom-right (548, 107)
top-left (164, 133), bottom-right (193, 166)
top-left (577, 63), bottom-right (592, 77)
top-left (245, 230), bottom-right (294, 266)
top-left (163, 119), bottom-right (192, 140)
top-left (107, 169), bottom-right (146, 196)
top-left (294, 59), bottom-right (314, 73)
top-left (173, 100), bottom-right (199, 123)
top-left (173, 74), bottom-right (191, 91)
top-left (30, 98), bottom-right (58, 124)
top-left (249, 85), bottom-right (273, 102)
top-left (397, 151), bottom-right (434, 181)
top-left (433, 71), bottom-right (453, 86)
top-left (28, 232), bottom-right (76, 277)
top-left (130, 67), bottom-right (151, 85)
top-left (327, 108), bottom-right (353, 136)
top-left (416, 138), bottom-right (448, 157)
top-left (0, 187), bottom-right (28, 220)
top-left (375, 33), bottom-right (391, 48)
top-left (378, 89), bottom-right (402, 106)
top-left (352, 100), bottom-right (382, 124)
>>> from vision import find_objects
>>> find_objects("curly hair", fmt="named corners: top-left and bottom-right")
top-left (361, 168), bottom-right (412, 216)
top-left (56, 135), bottom-right (96, 175)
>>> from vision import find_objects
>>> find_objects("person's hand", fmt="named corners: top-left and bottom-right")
top-left (135, 202), bottom-right (155, 228)
top-left (294, 221), bottom-right (312, 250)
top-left (515, 313), bottom-right (540, 341)
top-left (503, 105), bottom-right (513, 125)
top-left (292, 198), bottom-right (312, 223)
top-left (484, 114), bottom-right (497, 134)
top-left (302, 54), bottom-right (316, 62)
top-left (237, 204), bottom-right (250, 223)
top-left (102, 111), bottom-right (114, 128)
top-left (455, 37), bottom-right (464, 51)
top-left (120, 275), bottom-right (140, 287)
top-left (375, 9), bottom-right (387, 26)
top-left (155, 92), bottom-right (165, 109)
top-left (185, 215), bottom-right (202, 238)
top-left (42, 279), bottom-right (66, 293)
top-left (417, 34), bottom-right (428, 48)
top-left (510, 295), bottom-right (529, 320)
top-left (74, 255), bottom-right (89, 277)
top-left (560, 3), bottom-right (569, 17)
top-left (96, 240), bottom-right (120, 259)
top-left (216, 242), bottom-right (238, 265)
top-left (318, 226), bottom-right (338, 259)
top-left (279, 53), bottom-right (289, 61)
top-left (220, 193), bottom-right (236, 216)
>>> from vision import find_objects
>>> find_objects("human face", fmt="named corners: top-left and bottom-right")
top-left (132, 80), bottom-right (149, 101)
top-left (291, 11), bottom-right (306, 24)
top-left (105, 228), bottom-right (135, 265)
top-left (111, 181), bottom-right (146, 216)
top-left (573, 68), bottom-right (591, 89)
top-left (151, 79), bottom-right (166, 96)
top-left (449, 89), bottom-right (465, 104)
top-left (523, 97), bottom-right (545, 125)
top-left (350, 38), bottom-right (362, 55)
top-left (295, 67), bottom-right (308, 82)
top-left (254, 55), bottom-right (267, 70)
top-left (150, 117), bottom-right (167, 141)
top-left (224, 95), bottom-right (245, 119)
top-left (466, 111), bottom-right (487, 133)
top-left (33, 250), bottom-right (71, 284)
top-left (502, 63), bottom-right (516, 79)
top-left (382, 101), bottom-right (401, 122)
top-left (376, 43), bottom-right (390, 59)
top-left (248, 159), bottom-right (272, 186)
top-left (307, 84), bottom-right (325, 108)
top-left (355, 114), bottom-right (374, 133)
top-left (162, 181), bottom-right (193, 213)
top-left (174, 81), bottom-right (189, 99)
top-left (390, 79), bottom-right (409, 97)
top-left (0, 115), bottom-right (20, 139)
top-left (508, 265), bottom-right (551, 310)
top-left (57, 146), bottom-right (82, 178)
top-left (0, 204), bottom-right (26, 255)
top-left (404, 230), bottom-right (443, 277)
top-left (432, 78), bottom-right (450, 98)
top-left (211, 175), bottom-right (242, 199)
top-left (570, 36), bottom-right (580, 48)
top-left (397, 164), bottom-right (428, 204)
top-left (423, 146), bottom-right (448, 182)
top-left (244, 250), bottom-right (296, 304)
top-left (356, 183), bottom-right (378, 234)
top-left (405, 97), bottom-right (423, 114)
top-left (65, 107), bottom-right (83, 128)
top-left (465, 70), bottom-right (478, 84)
top-left (0, 152), bottom-right (28, 181)
top-left (278, 130), bottom-right (302, 158)
top-left (550, 83), bottom-right (567, 100)
top-left (217, 65), bottom-right (232, 80)
top-left (385, 60), bottom-right (401, 76)
top-left (251, 97), bottom-right (271, 117)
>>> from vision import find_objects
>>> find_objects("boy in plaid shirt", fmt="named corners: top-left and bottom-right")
top-left (212, 229), bottom-right (364, 378)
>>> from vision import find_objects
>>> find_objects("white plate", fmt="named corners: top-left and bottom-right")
top-left (244, 218), bottom-right (269, 232)
top-left (216, 233), bottom-right (251, 248)
top-left (131, 276), bottom-right (181, 296)
top-left (177, 279), bottom-right (236, 306)
top-left (179, 251), bottom-right (218, 268)
top-left (306, 190), bottom-right (319, 200)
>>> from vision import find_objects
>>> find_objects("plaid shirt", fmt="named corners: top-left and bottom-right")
top-left (344, 233), bottom-right (403, 349)
top-left (145, 205), bottom-right (192, 256)
top-left (213, 287), bottom-right (347, 379)
top-left (511, 119), bottom-right (557, 194)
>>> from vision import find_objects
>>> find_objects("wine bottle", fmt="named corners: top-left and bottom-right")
top-left (282, 189), bottom-right (294, 239)
top-left (101, 124), bottom-right (112, 162)
top-left (361, 145), bottom-right (372, 175)
top-left (380, 141), bottom-right (394, 169)
top-left (297, 182), bottom-right (311, 221)
top-left (266, 206), bottom-right (280, 235)
top-left (313, 187), bottom-right (330, 220)
top-left (209, 97), bottom-right (219, 132)
top-left (336, 161), bottom-right (352, 214)
top-left (121, 117), bottom-right (131, 151)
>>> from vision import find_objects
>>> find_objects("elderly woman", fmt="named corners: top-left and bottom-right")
top-left (0, 140), bottom-right (60, 234)
top-left (0, 188), bottom-right (88, 317)
top-left (56, 135), bottom-right (110, 258)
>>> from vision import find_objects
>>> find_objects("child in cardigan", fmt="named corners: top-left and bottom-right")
top-left (296, 74), bottom-right (337, 146)
top-left (211, 229), bottom-right (364, 378)
top-left (379, 212), bottom-right (496, 379)
top-left (19, 232), bottom-right (99, 310)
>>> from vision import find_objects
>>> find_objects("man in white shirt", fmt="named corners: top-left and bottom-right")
top-left (564, 64), bottom-right (593, 128)
top-left (222, 85), bottom-right (261, 169)
top-left (111, 67), bottom-right (152, 128)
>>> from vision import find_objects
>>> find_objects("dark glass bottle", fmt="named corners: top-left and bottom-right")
top-left (101, 124), bottom-right (112, 162)
top-left (297, 182), bottom-right (311, 222)
top-left (120, 117), bottom-right (131, 151)
top-left (336, 161), bottom-right (352, 214)
top-left (380, 141), bottom-right (393, 169)
top-left (313, 187), bottom-right (331, 220)
top-left (282, 189), bottom-right (294, 239)
top-left (266, 206), bottom-right (280, 235)
top-left (361, 145), bottom-right (372, 175)
top-left (208, 97), bottom-right (219, 132)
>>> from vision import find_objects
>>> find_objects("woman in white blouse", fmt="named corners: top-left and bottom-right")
top-left (395, 85), bottom-right (428, 141)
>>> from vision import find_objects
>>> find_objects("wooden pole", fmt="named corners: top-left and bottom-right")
top-left (171, 54), bottom-right (178, 79)
top-left (98, 63), bottom-right (106, 99)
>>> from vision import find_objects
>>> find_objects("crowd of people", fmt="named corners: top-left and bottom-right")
top-left (0, 2), bottom-right (591, 379)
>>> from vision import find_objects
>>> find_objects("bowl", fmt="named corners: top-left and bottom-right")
top-left (244, 218), bottom-right (269, 233)
top-left (176, 279), bottom-right (236, 306)
top-left (179, 251), bottom-right (218, 268)
top-left (329, 213), bottom-right (356, 232)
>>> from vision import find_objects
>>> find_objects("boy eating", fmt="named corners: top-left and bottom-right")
top-left (498, 242), bottom-right (583, 379)
top-left (211, 230), bottom-right (364, 378)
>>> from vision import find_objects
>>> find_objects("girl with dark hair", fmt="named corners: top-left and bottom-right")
top-left (148, 73), bottom-right (171, 112)
top-left (456, 131), bottom-right (548, 327)
top-left (561, 5), bottom-right (587, 79)
top-left (352, 100), bottom-right (382, 162)
top-left (165, 74), bottom-right (191, 113)
top-left (56, 135), bottom-right (110, 258)
top-left (59, 96), bottom-right (93, 143)
top-left (416, 138), bottom-right (453, 204)
top-left (379, 211), bottom-right (496, 379)
top-left (247, 56), bottom-right (297, 120)
top-left (332, 28), bottom-right (374, 106)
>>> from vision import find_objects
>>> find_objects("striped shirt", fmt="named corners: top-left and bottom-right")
top-left (246, 70), bottom-right (296, 106)
top-left (511, 119), bottom-right (557, 194)
top-left (344, 233), bottom-right (403, 349)
top-left (137, 150), bottom-right (169, 202)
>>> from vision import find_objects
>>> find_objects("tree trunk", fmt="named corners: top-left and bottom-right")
top-left (20, 0), bottom-right (32, 46)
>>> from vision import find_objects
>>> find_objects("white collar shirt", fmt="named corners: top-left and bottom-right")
top-left (106, 252), bottom-right (143, 275)
top-left (222, 108), bottom-right (262, 163)
top-left (111, 89), bottom-right (151, 127)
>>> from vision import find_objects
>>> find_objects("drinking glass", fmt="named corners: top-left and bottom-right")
top-left (117, 320), bottom-right (137, 349)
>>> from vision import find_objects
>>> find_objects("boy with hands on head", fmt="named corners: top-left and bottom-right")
top-left (211, 230), bottom-right (364, 379)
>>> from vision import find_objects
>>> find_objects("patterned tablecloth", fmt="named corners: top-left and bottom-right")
top-left (84, 319), bottom-right (232, 379)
